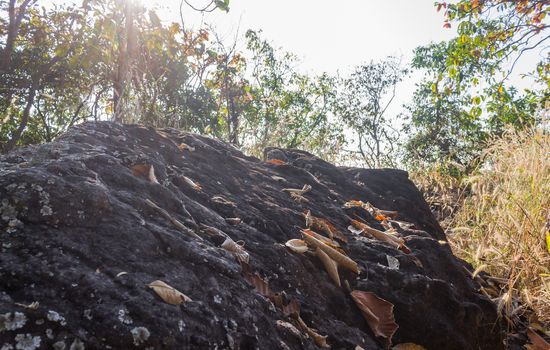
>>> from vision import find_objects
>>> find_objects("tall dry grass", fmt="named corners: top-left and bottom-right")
top-left (414, 127), bottom-right (550, 324)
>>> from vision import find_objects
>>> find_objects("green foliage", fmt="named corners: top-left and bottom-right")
top-left (403, 0), bottom-right (547, 168)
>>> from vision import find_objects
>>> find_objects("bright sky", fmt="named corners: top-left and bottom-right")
top-left (151, 0), bottom-right (541, 127)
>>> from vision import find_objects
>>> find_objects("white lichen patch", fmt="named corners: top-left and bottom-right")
top-left (46, 311), bottom-right (66, 326)
top-left (31, 184), bottom-right (53, 217)
top-left (45, 329), bottom-right (53, 339)
top-left (130, 327), bottom-right (150, 346)
top-left (69, 338), bottom-right (84, 350)
top-left (14, 334), bottom-right (41, 350)
top-left (0, 312), bottom-right (27, 332)
top-left (178, 320), bottom-right (185, 332)
top-left (52, 341), bottom-right (66, 350)
top-left (83, 309), bottom-right (92, 320)
top-left (1, 343), bottom-right (14, 350)
top-left (117, 309), bottom-right (133, 325)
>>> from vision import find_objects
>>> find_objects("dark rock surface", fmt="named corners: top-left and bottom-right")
top-left (0, 122), bottom-right (505, 349)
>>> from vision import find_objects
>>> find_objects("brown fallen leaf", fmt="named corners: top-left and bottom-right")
top-left (351, 220), bottom-right (411, 254)
top-left (178, 142), bottom-right (195, 151)
top-left (294, 315), bottom-right (330, 348)
top-left (181, 175), bottom-right (201, 191)
top-left (145, 199), bottom-right (203, 240)
top-left (351, 290), bottom-right (398, 349)
top-left (344, 200), bottom-right (398, 219)
top-left (148, 280), bottom-right (192, 305)
top-left (285, 239), bottom-right (309, 254)
top-left (302, 229), bottom-right (359, 274)
top-left (527, 328), bottom-right (550, 350)
top-left (211, 195), bottom-right (236, 207)
top-left (131, 164), bottom-right (159, 184)
top-left (225, 217), bottom-right (242, 225)
top-left (282, 184), bottom-right (312, 196)
top-left (290, 192), bottom-right (309, 203)
top-left (266, 159), bottom-right (286, 165)
top-left (392, 343), bottom-right (427, 350)
top-left (14, 301), bottom-right (39, 310)
top-left (316, 247), bottom-right (341, 287)
top-left (221, 237), bottom-right (250, 264)
top-left (305, 210), bottom-right (348, 243)
top-left (301, 228), bottom-right (340, 248)
top-left (241, 262), bottom-right (271, 298)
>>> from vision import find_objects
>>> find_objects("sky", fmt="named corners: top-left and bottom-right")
top-left (150, 0), bottom-right (542, 127)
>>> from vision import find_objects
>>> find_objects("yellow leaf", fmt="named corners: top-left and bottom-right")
top-left (148, 280), bottom-right (191, 305)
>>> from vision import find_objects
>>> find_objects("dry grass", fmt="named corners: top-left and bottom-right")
top-left (413, 127), bottom-right (550, 325)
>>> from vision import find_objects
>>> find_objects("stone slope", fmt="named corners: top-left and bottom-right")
top-left (0, 122), bottom-right (504, 349)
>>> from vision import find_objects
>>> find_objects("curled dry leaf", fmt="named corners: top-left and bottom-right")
top-left (302, 229), bottom-right (359, 274)
top-left (290, 192), bottom-right (309, 203)
top-left (211, 195), bottom-right (236, 207)
top-left (316, 247), bottom-right (341, 287)
top-left (145, 199), bottom-right (203, 240)
top-left (221, 237), bottom-right (250, 264)
top-left (14, 301), bottom-right (39, 310)
top-left (527, 328), bottom-right (550, 350)
top-left (182, 175), bottom-right (202, 191)
top-left (116, 271), bottom-right (128, 278)
top-left (351, 220), bottom-right (410, 254)
top-left (392, 343), bottom-right (427, 350)
top-left (301, 228), bottom-right (340, 248)
top-left (344, 200), bottom-right (398, 219)
top-left (271, 175), bottom-right (286, 182)
top-left (148, 280), bottom-right (192, 306)
top-left (131, 164), bottom-right (159, 184)
top-left (351, 290), bottom-right (398, 349)
top-left (282, 184), bottom-right (312, 196)
top-left (266, 159), bottom-right (286, 165)
top-left (294, 315), bottom-right (330, 348)
top-left (178, 142), bottom-right (195, 151)
top-left (225, 217), bottom-right (242, 225)
top-left (285, 239), bottom-right (309, 254)
top-left (305, 210), bottom-right (347, 243)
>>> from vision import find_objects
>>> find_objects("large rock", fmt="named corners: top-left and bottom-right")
top-left (0, 122), bottom-right (504, 349)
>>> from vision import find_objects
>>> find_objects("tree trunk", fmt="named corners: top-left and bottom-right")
top-left (2, 82), bottom-right (37, 153)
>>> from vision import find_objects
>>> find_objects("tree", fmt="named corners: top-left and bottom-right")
top-left (402, 1), bottom-right (546, 168)
top-left (336, 57), bottom-right (407, 168)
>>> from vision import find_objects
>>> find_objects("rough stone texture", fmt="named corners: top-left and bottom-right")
top-left (0, 122), bottom-right (505, 349)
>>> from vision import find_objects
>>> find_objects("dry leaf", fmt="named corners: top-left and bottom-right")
top-left (211, 196), bottom-right (236, 207)
top-left (266, 159), bottom-right (286, 165)
top-left (14, 301), bottom-right (39, 310)
top-left (178, 143), bottom-right (195, 151)
top-left (302, 229), bottom-right (359, 273)
top-left (221, 237), bottom-right (250, 264)
top-left (282, 184), bottom-right (312, 196)
top-left (131, 164), bottom-right (159, 184)
top-left (182, 175), bottom-right (201, 191)
top-left (351, 290), bottom-right (398, 349)
top-left (285, 239), bottom-right (309, 254)
top-left (301, 228), bottom-right (340, 247)
top-left (116, 272), bottom-right (128, 278)
top-left (294, 315), bottom-right (330, 348)
top-left (305, 210), bottom-right (347, 243)
top-left (241, 262), bottom-right (272, 298)
top-left (527, 328), bottom-right (550, 350)
top-left (316, 247), bottom-right (341, 287)
top-left (351, 220), bottom-right (410, 254)
top-left (271, 175), bottom-right (287, 182)
top-left (344, 201), bottom-right (398, 220)
top-left (392, 343), bottom-right (427, 350)
top-left (225, 217), bottom-right (242, 225)
top-left (290, 192), bottom-right (309, 203)
top-left (148, 280), bottom-right (191, 305)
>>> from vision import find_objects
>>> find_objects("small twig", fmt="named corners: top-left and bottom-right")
top-left (145, 199), bottom-right (203, 240)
